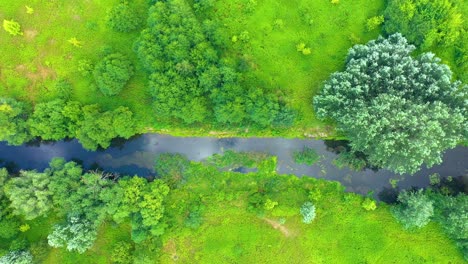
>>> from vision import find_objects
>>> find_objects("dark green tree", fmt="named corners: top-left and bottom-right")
top-left (93, 53), bottom-right (134, 96)
top-left (106, 2), bottom-right (142, 32)
top-left (313, 34), bottom-right (467, 174)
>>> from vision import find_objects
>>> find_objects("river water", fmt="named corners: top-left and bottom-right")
top-left (0, 134), bottom-right (466, 200)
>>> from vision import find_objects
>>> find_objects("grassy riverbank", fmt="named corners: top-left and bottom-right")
top-left (0, 154), bottom-right (464, 263)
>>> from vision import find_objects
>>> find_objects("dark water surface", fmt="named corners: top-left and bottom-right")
top-left (0, 134), bottom-right (466, 198)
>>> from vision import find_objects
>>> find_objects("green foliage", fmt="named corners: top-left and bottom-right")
top-left (28, 100), bottom-right (73, 140)
top-left (111, 242), bottom-right (133, 264)
top-left (3, 19), bottom-right (23, 36)
top-left (104, 177), bottom-right (170, 243)
top-left (293, 147), bottom-right (320, 165)
top-left (106, 2), bottom-right (142, 32)
top-left (5, 171), bottom-right (52, 220)
top-left (0, 250), bottom-right (33, 264)
top-left (207, 150), bottom-right (268, 170)
top-left (0, 98), bottom-right (31, 145)
top-left (93, 53), bottom-right (134, 96)
top-left (366, 15), bottom-right (384, 31)
top-left (362, 198), bottom-right (377, 211)
top-left (430, 192), bottom-right (468, 259)
top-left (314, 34), bottom-right (467, 174)
top-left (154, 153), bottom-right (190, 187)
top-left (300, 201), bottom-right (316, 224)
top-left (392, 190), bottom-right (434, 229)
top-left (135, 0), bottom-right (289, 127)
top-left (76, 105), bottom-right (136, 150)
top-left (47, 215), bottom-right (98, 254)
top-left (0, 219), bottom-right (19, 239)
top-left (384, 0), bottom-right (463, 49)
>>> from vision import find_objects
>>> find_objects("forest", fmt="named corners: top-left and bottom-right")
top-left (0, 0), bottom-right (467, 263)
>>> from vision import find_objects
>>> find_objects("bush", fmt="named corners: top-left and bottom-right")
top-left (0, 250), bottom-right (33, 264)
top-left (93, 53), bottom-right (134, 96)
top-left (0, 219), bottom-right (19, 239)
top-left (366, 16), bottom-right (384, 31)
top-left (293, 147), bottom-right (320, 165)
top-left (111, 242), bottom-right (133, 264)
top-left (300, 202), bottom-right (316, 224)
top-left (362, 198), bottom-right (377, 211)
top-left (392, 190), bottom-right (434, 229)
top-left (3, 20), bottom-right (22, 36)
top-left (106, 2), bottom-right (142, 32)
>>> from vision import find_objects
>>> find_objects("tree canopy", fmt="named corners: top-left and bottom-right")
top-left (384, 0), bottom-right (463, 49)
top-left (93, 53), bottom-right (134, 96)
top-left (0, 98), bottom-right (31, 145)
top-left (313, 34), bottom-right (467, 174)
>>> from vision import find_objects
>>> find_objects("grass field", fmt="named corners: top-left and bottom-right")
top-left (0, 0), bottom-right (385, 138)
top-left (206, 0), bottom-right (384, 134)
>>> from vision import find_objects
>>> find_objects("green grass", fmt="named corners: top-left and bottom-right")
top-left (1, 154), bottom-right (464, 263)
top-left (205, 0), bottom-right (385, 136)
top-left (0, 0), bottom-right (154, 125)
top-left (0, 0), bottom-right (385, 138)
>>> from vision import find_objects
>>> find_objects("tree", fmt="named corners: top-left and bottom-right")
top-left (392, 189), bottom-right (434, 229)
top-left (3, 19), bottom-right (23, 36)
top-left (313, 34), bottom-right (467, 174)
top-left (106, 2), bottom-right (141, 32)
top-left (103, 177), bottom-right (170, 243)
top-left (0, 250), bottom-right (33, 264)
top-left (28, 100), bottom-right (70, 140)
top-left (0, 97), bottom-right (31, 145)
top-left (47, 215), bottom-right (97, 254)
top-left (76, 105), bottom-right (136, 150)
top-left (4, 171), bottom-right (52, 220)
top-left (93, 53), bottom-right (134, 96)
top-left (300, 202), bottom-right (316, 224)
top-left (384, 0), bottom-right (463, 49)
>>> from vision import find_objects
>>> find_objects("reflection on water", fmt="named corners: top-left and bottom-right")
top-left (0, 134), bottom-right (466, 198)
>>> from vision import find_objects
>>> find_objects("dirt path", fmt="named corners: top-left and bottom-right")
top-left (263, 218), bottom-right (294, 237)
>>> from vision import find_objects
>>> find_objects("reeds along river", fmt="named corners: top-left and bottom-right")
top-left (0, 134), bottom-right (466, 201)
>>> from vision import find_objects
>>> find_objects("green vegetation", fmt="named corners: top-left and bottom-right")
top-left (293, 146), bottom-right (320, 165)
top-left (93, 53), bottom-right (134, 96)
top-left (0, 153), bottom-right (466, 262)
top-left (314, 34), bottom-right (466, 174)
top-left (392, 189), bottom-right (434, 229)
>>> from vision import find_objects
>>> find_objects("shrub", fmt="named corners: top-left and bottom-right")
top-left (300, 202), bottom-right (316, 224)
top-left (93, 53), bottom-right (134, 96)
top-left (362, 198), bottom-right (377, 211)
top-left (0, 250), bottom-right (33, 264)
top-left (293, 147), bottom-right (320, 165)
top-left (111, 242), bottom-right (133, 264)
top-left (366, 15), bottom-right (384, 31)
top-left (0, 219), bottom-right (19, 239)
top-left (3, 20), bottom-right (22, 36)
top-left (392, 190), bottom-right (434, 229)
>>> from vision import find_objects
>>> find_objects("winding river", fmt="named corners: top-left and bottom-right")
top-left (0, 134), bottom-right (466, 200)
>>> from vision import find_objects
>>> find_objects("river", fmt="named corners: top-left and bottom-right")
top-left (0, 134), bottom-right (466, 200)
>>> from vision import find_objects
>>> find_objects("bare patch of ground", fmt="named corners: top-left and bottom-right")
top-left (263, 218), bottom-right (295, 237)
top-left (24, 29), bottom-right (38, 41)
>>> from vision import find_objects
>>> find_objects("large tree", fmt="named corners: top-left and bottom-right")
top-left (47, 215), bottom-right (97, 254)
top-left (313, 34), bottom-right (466, 174)
top-left (4, 171), bottom-right (52, 220)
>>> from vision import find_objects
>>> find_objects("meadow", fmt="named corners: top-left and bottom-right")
top-left (0, 0), bottom-right (381, 137)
